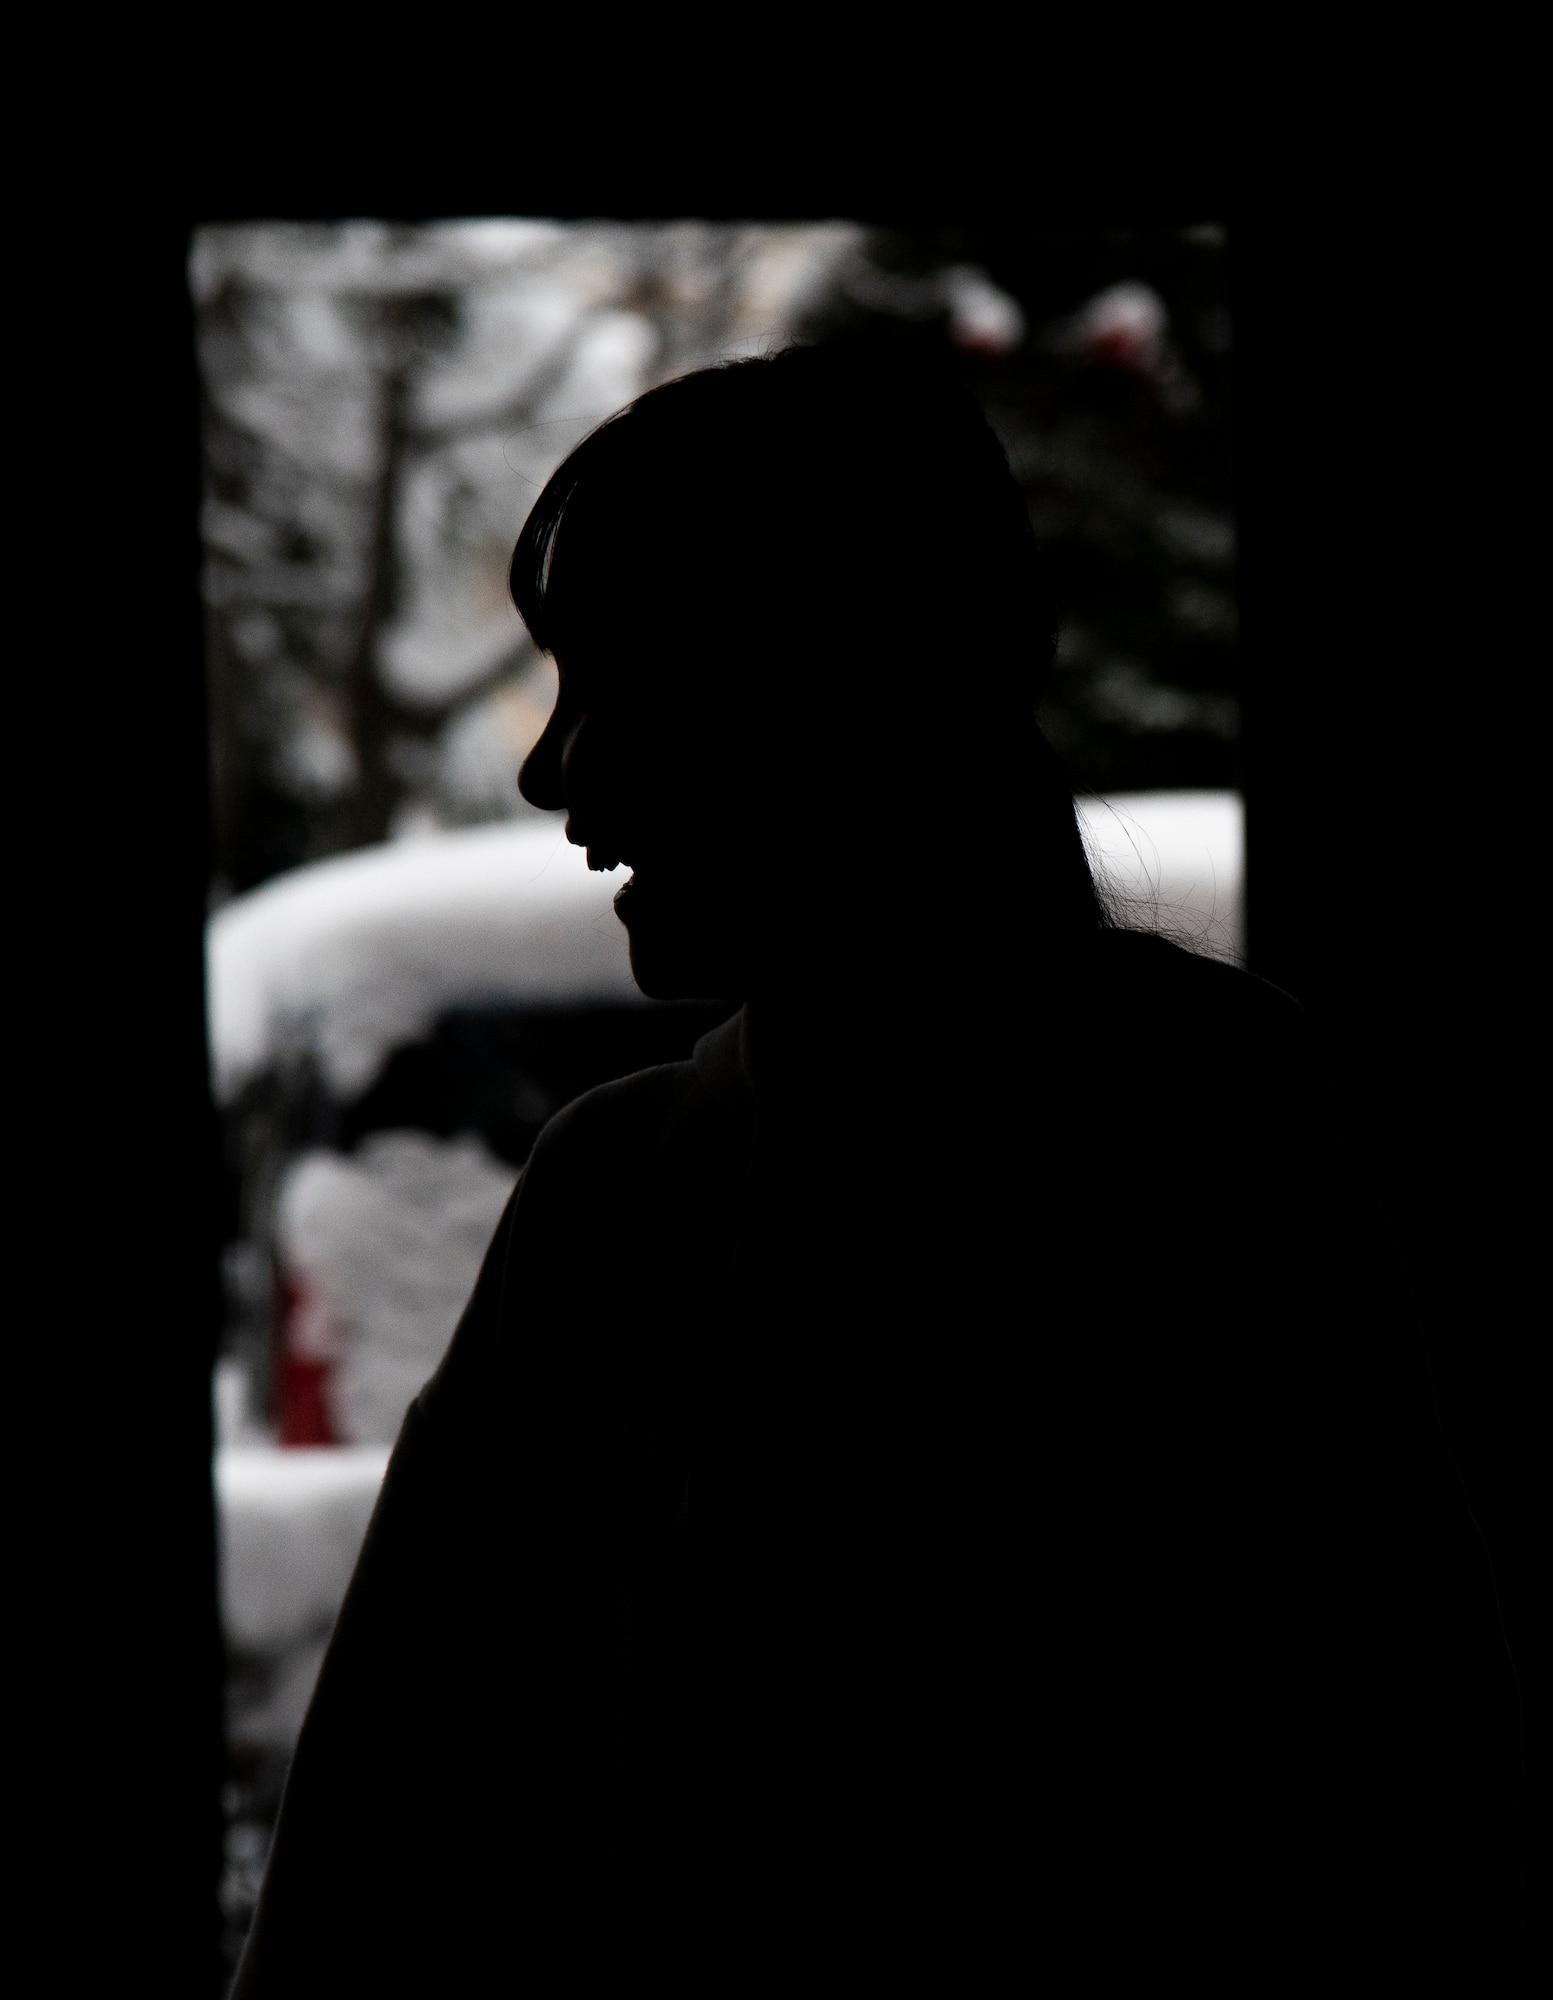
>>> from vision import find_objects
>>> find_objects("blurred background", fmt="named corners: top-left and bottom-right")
top-left (194, 215), bottom-right (1243, 1973)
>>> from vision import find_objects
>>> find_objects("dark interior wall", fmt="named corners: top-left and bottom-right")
top-left (1240, 199), bottom-right (1536, 1936)
top-left (1234, 208), bottom-right (1539, 1757)
top-left (24, 136), bottom-right (1536, 1993)
top-left (26, 220), bottom-right (226, 1991)
top-left (1233, 213), bottom-right (1537, 1987)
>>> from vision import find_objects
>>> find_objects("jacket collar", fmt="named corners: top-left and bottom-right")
top-left (691, 1006), bottom-right (756, 1114)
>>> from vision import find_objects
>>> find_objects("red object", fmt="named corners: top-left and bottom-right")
top-left (274, 1267), bottom-right (341, 1446)
top-left (278, 1353), bottom-right (337, 1446)
top-left (1089, 324), bottom-right (1156, 374)
top-left (1070, 282), bottom-right (1170, 381)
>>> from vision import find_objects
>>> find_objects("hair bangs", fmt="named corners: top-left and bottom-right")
top-left (508, 412), bottom-right (640, 658)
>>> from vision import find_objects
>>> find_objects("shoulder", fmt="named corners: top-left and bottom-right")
top-left (528, 1059), bottom-right (698, 1187)
top-left (414, 1058), bottom-right (726, 1416)
top-left (1076, 928), bottom-right (1309, 1046)
top-left (1060, 929), bottom-right (1326, 1138)
top-left (526, 1013), bottom-right (753, 1198)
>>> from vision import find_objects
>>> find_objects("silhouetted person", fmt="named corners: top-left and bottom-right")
top-left (233, 341), bottom-right (1521, 1994)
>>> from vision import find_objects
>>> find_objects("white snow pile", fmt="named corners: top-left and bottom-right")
top-left (276, 1129), bottom-right (521, 1446)
top-left (218, 1442), bottom-right (392, 1657)
top-left (206, 793), bottom-right (1244, 1110)
top-left (1079, 791), bottom-right (1243, 963)
top-left (206, 817), bottom-right (642, 1105)
top-left (216, 1126), bottom-right (520, 1747)
top-left (217, 1440), bottom-right (391, 1755)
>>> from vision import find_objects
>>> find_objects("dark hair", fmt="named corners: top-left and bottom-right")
top-left (510, 337), bottom-right (1109, 933)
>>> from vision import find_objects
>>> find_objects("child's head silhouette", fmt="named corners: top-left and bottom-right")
top-left (513, 337), bottom-right (1105, 1001)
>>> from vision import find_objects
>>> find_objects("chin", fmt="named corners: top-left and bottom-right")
top-left (623, 917), bottom-right (744, 1004)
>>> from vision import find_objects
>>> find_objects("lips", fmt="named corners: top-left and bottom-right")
top-left (566, 822), bottom-right (629, 873)
top-left (570, 826), bottom-right (637, 916)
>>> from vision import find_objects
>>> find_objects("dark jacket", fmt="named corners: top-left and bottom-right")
top-left (233, 931), bottom-right (1521, 1994)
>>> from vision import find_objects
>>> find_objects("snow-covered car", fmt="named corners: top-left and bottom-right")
top-left (207, 817), bottom-right (736, 1446)
top-left (208, 791), bottom-right (1243, 1767)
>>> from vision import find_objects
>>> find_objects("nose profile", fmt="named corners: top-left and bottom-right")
top-left (518, 710), bottom-right (566, 812)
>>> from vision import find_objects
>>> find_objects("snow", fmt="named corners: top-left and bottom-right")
top-left (206, 794), bottom-right (1243, 1108)
top-left (1079, 791), bottom-right (1243, 963)
top-left (206, 817), bottom-right (642, 1105)
top-left (217, 1443), bottom-right (390, 1657)
top-left (217, 1437), bottom-right (391, 1760)
top-left (193, 219), bottom-right (874, 742)
top-left (276, 1131), bottom-right (519, 1446)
